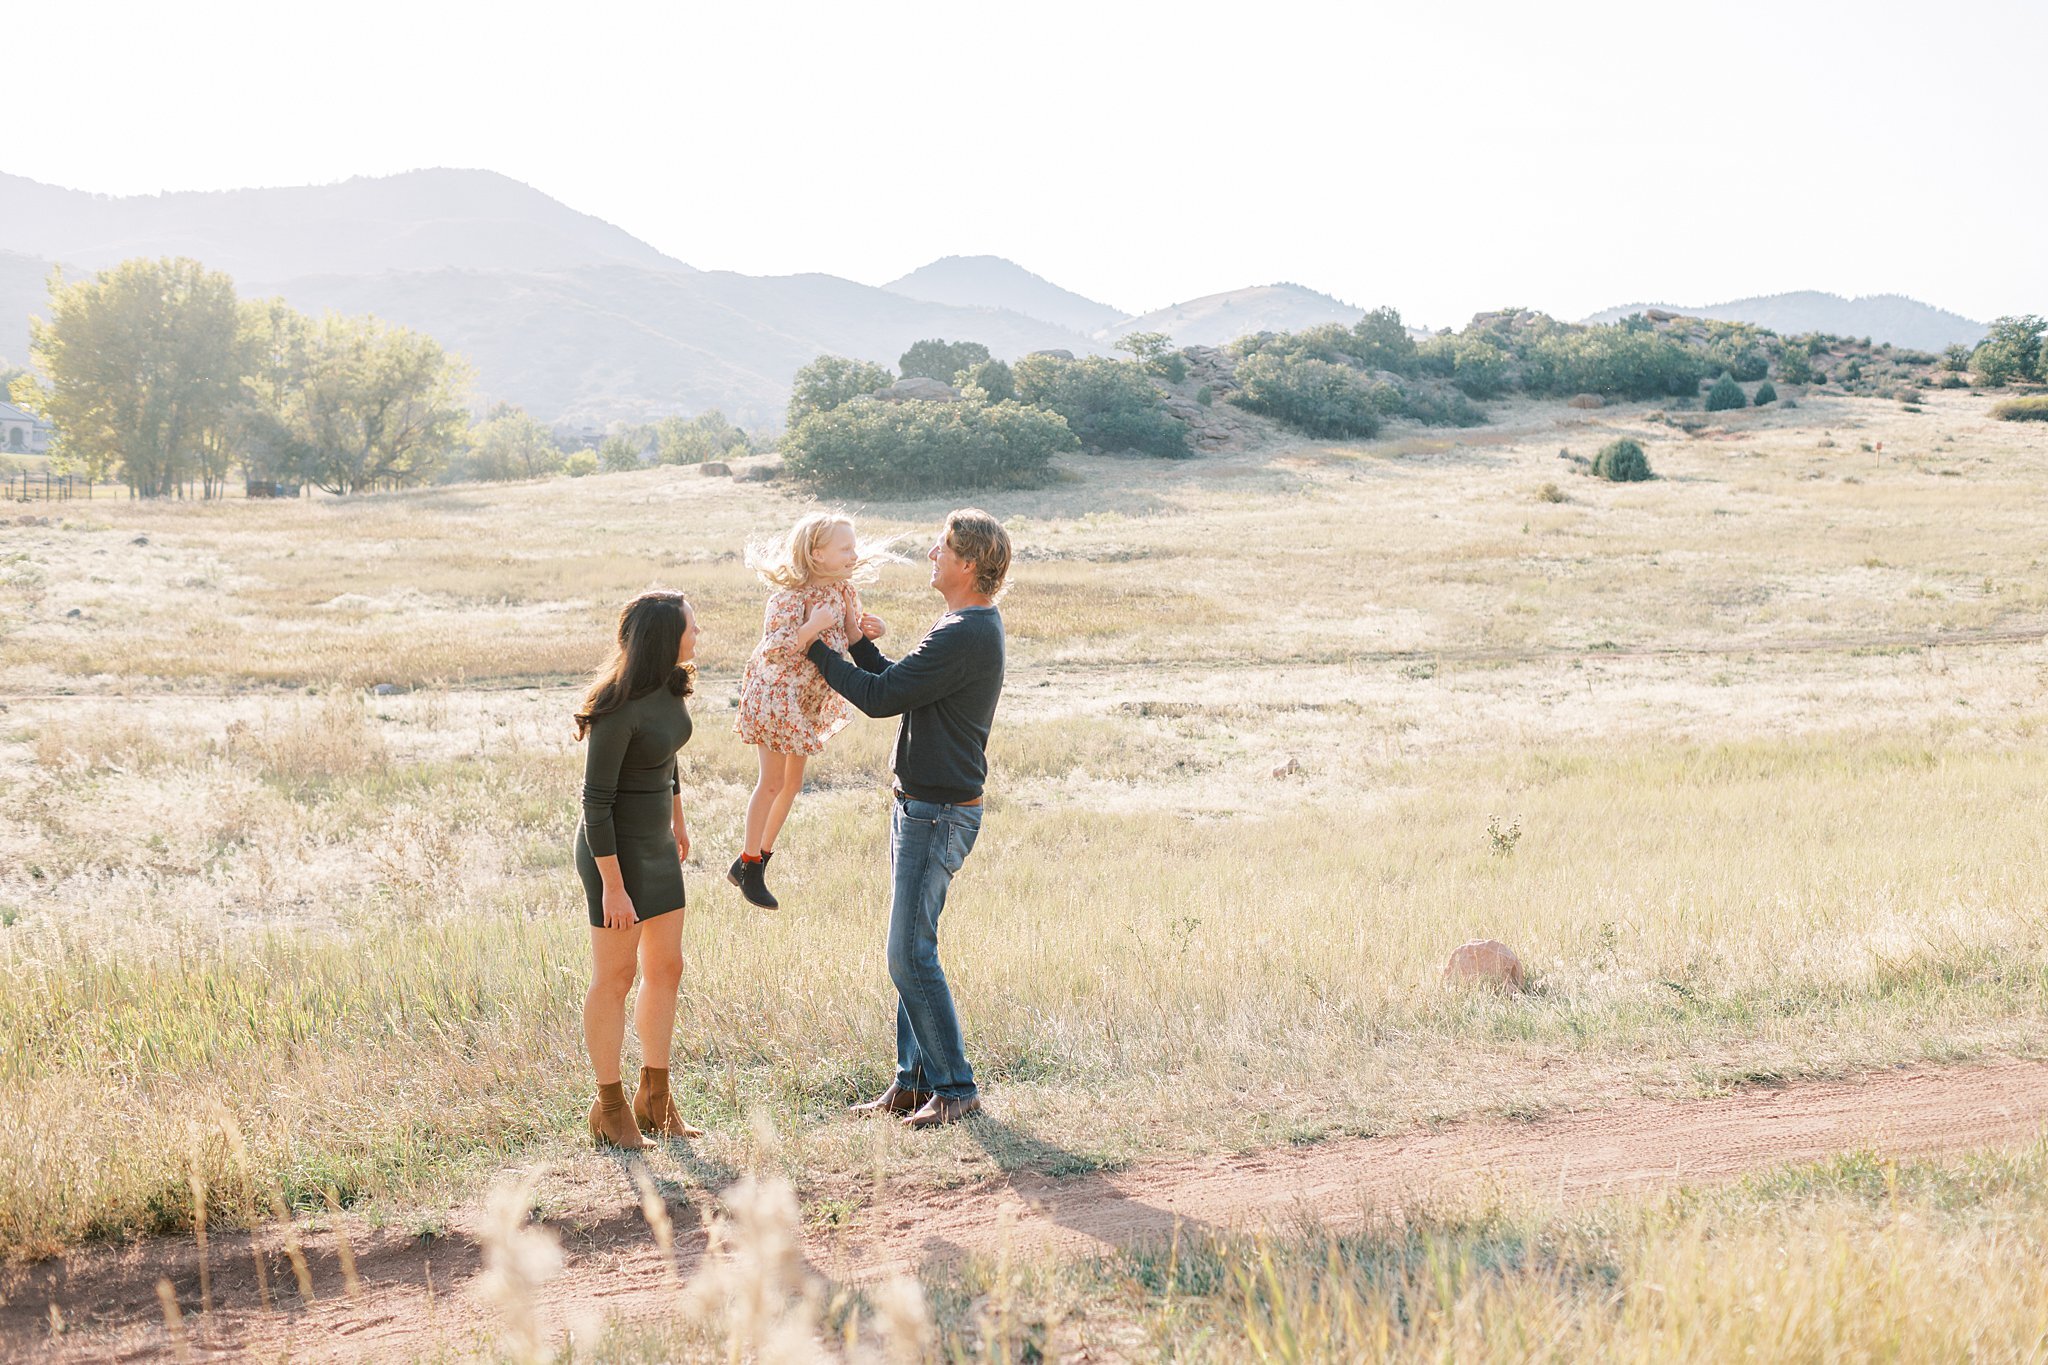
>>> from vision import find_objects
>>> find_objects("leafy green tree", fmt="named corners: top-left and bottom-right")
top-left (1349, 307), bottom-right (1419, 374)
top-left (957, 358), bottom-right (1015, 403)
top-left (897, 339), bottom-right (990, 384)
top-left (285, 314), bottom-right (468, 494)
top-left (788, 355), bottom-right (893, 426)
top-left (598, 434), bottom-right (643, 472)
top-left (462, 404), bottom-right (562, 481)
top-left (785, 397), bottom-right (1076, 495)
top-left (1519, 328), bottom-right (1705, 399)
top-left (1705, 372), bottom-right (1747, 411)
top-left (1969, 315), bottom-right (2046, 387)
top-left (1777, 343), bottom-right (1813, 385)
top-left (1013, 354), bottom-right (1189, 457)
top-left (26, 257), bottom-right (245, 494)
top-left (1940, 343), bottom-right (1972, 373)
top-left (655, 410), bottom-right (749, 465)
top-left (1417, 334), bottom-right (1512, 398)
top-left (1229, 354), bottom-right (1384, 438)
top-left (564, 448), bottom-right (598, 477)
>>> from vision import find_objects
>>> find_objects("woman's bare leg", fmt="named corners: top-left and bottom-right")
top-left (584, 922), bottom-right (643, 1084)
top-left (633, 910), bottom-right (688, 1067)
top-left (760, 752), bottom-right (808, 852)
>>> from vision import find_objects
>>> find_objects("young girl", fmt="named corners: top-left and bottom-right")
top-left (730, 512), bottom-right (888, 907)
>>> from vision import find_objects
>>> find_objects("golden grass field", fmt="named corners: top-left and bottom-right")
top-left (3, 387), bottom-right (2047, 1358)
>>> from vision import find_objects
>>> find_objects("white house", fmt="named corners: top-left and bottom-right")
top-left (0, 400), bottom-right (53, 455)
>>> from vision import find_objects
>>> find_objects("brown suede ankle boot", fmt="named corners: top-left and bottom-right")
top-left (588, 1080), bottom-right (651, 1151)
top-left (633, 1066), bottom-right (705, 1139)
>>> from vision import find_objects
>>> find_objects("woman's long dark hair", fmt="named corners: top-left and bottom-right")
top-left (574, 590), bottom-right (694, 740)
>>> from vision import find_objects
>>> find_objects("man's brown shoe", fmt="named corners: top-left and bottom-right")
top-left (850, 1083), bottom-right (932, 1117)
top-left (904, 1093), bottom-right (982, 1129)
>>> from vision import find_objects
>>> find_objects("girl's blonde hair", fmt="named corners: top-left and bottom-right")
top-left (745, 512), bottom-right (899, 590)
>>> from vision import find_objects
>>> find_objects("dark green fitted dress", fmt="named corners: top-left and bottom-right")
top-left (574, 687), bottom-right (692, 927)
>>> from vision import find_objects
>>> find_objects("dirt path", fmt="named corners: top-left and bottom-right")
top-left (10, 1059), bottom-right (2048, 1360)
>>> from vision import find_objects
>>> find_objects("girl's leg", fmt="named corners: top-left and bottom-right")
top-left (760, 752), bottom-right (808, 852)
top-left (632, 910), bottom-right (688, 1068)
top-left (742, 745), bottom-right (787, 856)
top-left (583, 922), bottom-right (644, 1083)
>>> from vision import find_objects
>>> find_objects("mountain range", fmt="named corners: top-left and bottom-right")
top-left (0, 170), bottom-right (1992, 426)
top-left (1583, 291), bottom-right (1987, 353)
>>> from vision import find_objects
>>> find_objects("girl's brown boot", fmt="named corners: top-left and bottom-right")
top-left (633, 1066), bottom-right (705, 1139)
top-left (588, 1080), bottom-right (651, 1151)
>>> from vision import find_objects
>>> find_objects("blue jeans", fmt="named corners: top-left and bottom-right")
top-left (887, 797), bottom-right (982, 1100)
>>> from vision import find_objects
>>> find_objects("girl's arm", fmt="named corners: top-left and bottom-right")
top-left (759, 591), bottom-right (806, 664)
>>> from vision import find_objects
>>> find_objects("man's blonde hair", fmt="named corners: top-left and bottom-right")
top-left (945, 508), bottom-right (1011, 600)
top-left (746, 512), bottom-right (895, 589)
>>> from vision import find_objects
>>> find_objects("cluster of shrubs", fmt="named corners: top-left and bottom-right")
top-left (1229, 310), bottom-right (1485, 430)
top-left (781, 341), bottom-right (1193, 494)
top-left (1968, 315), bottom-right (2048, 387)
top-left (1992, 395), bottom-right (2048, 422)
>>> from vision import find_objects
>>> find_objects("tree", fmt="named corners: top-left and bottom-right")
top-left (462, 404), bottom-right (562, 481)
top-left (285, 314), bottom-right (468, 494)
top-left (1013, 353), bottom-right (1189, 457)
top-left (1753, 380), bottom-right (1778, 406)
top-left (26, 257), bottom-right (245, 494)
top-left (958, 358), bottom-right (1015, 403)
top-left (788, 355), bottom-right (893, 426)
top-left (655, 410), bottom-right (749, 465)
top-left (1941, 343), bottom-right (1973, 373)
top-left (1229, 353), bottom-right (1384, 438)
top-left (1705, 372), bottom-right (1747, 411)
top-left (785, 397), bottom-right (1075, 495)
top-left (1592, 437), bottom-right (1652, 481)
top-left (598, 434), bottom-right (643, 472)
top-left (1349, 306), bottom-right (1419, 375)
top-left (1777, 343), bottom-right (1813, 385)
top-left (1970, 315), bottom-right (2046, 387)
top-left (898, 339), bottom-right (990, 383)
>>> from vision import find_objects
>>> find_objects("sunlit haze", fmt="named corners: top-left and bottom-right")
top-left (8, 0), bottom-right (2042, 327)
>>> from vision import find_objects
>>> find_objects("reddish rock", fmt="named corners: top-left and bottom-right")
top-left (1443, 939), bottom-right (1525, 991)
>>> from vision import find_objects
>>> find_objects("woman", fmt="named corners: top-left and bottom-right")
top-left (574, 588), bottom-right (704, 1149)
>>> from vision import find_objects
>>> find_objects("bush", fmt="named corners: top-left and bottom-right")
top-left (783, 398), bottom-right (1077, 495)
top-left (1229, 353), bottom-right (1383, 438)
top-left (564, 449), bottom-right (598, 477)
top-left (898, 338), bottom-right (991, 383)
top-left (598, 434), bottom-right (643, 472)
top-left (1591, 437), bottom-right (1652, 481)
top-left (655, 410), bottom-right (750, 465)
top-left (1518, 328), bottom-right (1704, 400)
top-left (1992, 396), bottom-right (2048, 422)
top-left (1398, 388), bottom-right (1489, 427)
top-left (1753, 380), bottom-right (1778, 406)
top-left (1013, 354), bottom-right (1189, 457)
top-left (1196, 386), bottom-right (1213, 407)
top-left (1349, 306), bottom-right (1419, 375)
top-left (1970, 315), bottom-right (2047, 387)
top-left (788, 355), bottom-right (893, 426)
top-left (1416, 335), bottom-right (1512, 398)
top-left (1705, 373), bottom-right (1747, 411)
top-left (1777, 345), bottom-right (1814, 385)
top-left (957, 358), bottom-right (1015, 404)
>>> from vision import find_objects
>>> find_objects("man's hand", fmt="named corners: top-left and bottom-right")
top-left (601, 883), bottom-right (638, 931)
top-left (860, 613), bottom-right (887, 641)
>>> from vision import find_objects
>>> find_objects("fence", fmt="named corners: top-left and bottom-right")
top-left (4, 471), bottom-right (94, 501)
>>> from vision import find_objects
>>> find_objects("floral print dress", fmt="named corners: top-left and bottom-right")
top-left (733, 581), bottom-right (862, 755)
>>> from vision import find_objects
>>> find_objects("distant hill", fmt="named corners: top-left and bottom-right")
top-left (883, 255), bottom-right (1127, 336)
top-left (1106, 283), bottom-right (1366, 348)
top-left (272, 266), bottom-right (1104, 428)
top-left (1584, 291), bottom-right (1986, 353)
top-left (0, 251), bottom-right (50, 364)
top-left (0, 169), bottom-right (686, 281)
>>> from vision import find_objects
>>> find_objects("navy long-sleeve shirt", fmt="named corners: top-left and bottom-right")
top-left (807, 605), bottom-right (1004, 804)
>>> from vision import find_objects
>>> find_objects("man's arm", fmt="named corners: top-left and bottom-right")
top-left (848, 635), bottom-right (892, 675)
top-left (809, 622), bottom-right (974, 717)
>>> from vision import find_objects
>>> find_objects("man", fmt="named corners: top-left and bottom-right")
top-left (802, 508), bottom-right (1010, 1128)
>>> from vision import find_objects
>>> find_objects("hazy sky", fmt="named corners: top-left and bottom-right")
top-left (11, 1), bottom-right (2041, 327)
